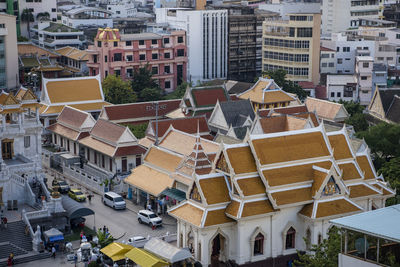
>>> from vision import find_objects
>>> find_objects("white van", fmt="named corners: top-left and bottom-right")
top-left (102, 192), bottom-right (126, 210)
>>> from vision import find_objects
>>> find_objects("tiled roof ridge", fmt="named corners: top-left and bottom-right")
top-left (307, 96), bottom-right (343, 107)
top-left (104, 98), bottom-right (181, 108)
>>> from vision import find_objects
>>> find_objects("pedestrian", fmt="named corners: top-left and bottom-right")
top-left (3, 217), bottom-right (7, 229)
top-left (73, 253), bottom-right (78, 267)
top-left (7, 253), bottom-right (13, 266)
top-left (80, 230), bottom-right (84, 240)
top-left (32, 176), bottom-right (37, 188)
top-left (102, 225), bottom-right (106, 233)
top-left (147, 203), bottom-right (152, 211)
top-left (88, 193), bottom-right (92, 203)
top-left (51, 246), bottom-right (56, 258)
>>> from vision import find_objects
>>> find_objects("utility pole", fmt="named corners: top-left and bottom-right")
top-left (154, 101), bottom-right (159, 146)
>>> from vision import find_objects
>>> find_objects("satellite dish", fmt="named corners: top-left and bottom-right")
top-left (355, 237), bottom-right (369, 254)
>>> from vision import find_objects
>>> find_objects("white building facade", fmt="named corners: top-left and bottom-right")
top-left (327, 74), bottom-right (358, 102)
top-left (155, 8), bottom-right (228, 83)
top-left (321, 0), bottom-right (380, 36)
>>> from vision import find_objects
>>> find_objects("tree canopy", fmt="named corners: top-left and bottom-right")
top-left (102, 75), bottom-right (137, 104)
top-left (378, 157), bottom-right (400, 205)
top-left (338, 101), bottom-right (369, 132)
top-left (262, 69), bottom-right (308, 100)
top-left (128, 123), bottom-right (148, 139)
top-left (131, 66), bottom-right (163, 102)
top-left (165, 82), bottom-right (189, 100)
top-left (295, 227), bottom-right (341, 267)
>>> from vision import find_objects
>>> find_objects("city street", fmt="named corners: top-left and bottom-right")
top-left (46, 172), bottom-right (177, 242)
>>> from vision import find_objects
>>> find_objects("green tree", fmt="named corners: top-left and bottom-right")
top-left (165, 82), bottom-right (189, 100)
top-left (96, 229), bottom-right (114, 248)
top-left (36, 12), bottom-right (50, 21)
top-left (378, 157), bottom-right (400, 205)
top-left (140, 87), bottom-right (163, 102)
top-left (345, 113), bottom-right (369, 132)
top-left (131, 65), bottom-right (161, 101)
top-left (21, 9), bottom-right (34, 38)
top-left (339, 100), bottom-right (364, 116)
top-left (128, 123), bottom-right (148, 139)
top-left (262, 69), bottom-right (308, 100)
top-left (102, 75), bottom-right (137, 104)
top-left (357, 123), bottom-right (400, 164)
top-left (295, 227), bottom-right (341, 267)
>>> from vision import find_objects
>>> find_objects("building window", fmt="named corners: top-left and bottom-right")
top-left (343, 47), bottom-right (350, 52)
top-left (94, 151), bottom-right (97, 164)
top-left (105, 71), bottom-right (108, 77)
top-left (87, 148), bottom-right (90, 161)
top-left (102, 155), bottom-right (105, 168)
top-left (139, 40), bottom-right (145, 46)
top-left (318, 234), bottom-right (322, 244)
top-left (361, 76), bottom-right (367, 80)
top-left (24, 136), bottom-right (30, 148)
top-left (127, 68), bottom-right (133, 77)
top-left (114, 53), bottom-right (122, 61)
top-left (164, 65), bottom-right (170, 74)
top-left (297, 27), bottom-right (312, 38)
top-left (177, 49), bottom-right (185, 57)
top-left (178, 36), bottom-right (183, 43)
top-left (165, 81), bottom-right (171, 89)
top-left (331, 92), bottom-right (335, 98)
top-left (254, 233), bottom-right (264, 255)
top-left (164, 52), bottom-right (170, 59)
top-left (164, 38), bottom-right (169, 44)
top-left (114, 41), bottom-right (118, 47)
top-left (152, 66), bottom-right (158, 75)
top-left (109, 158), bottom-right (113, 171)
top-left (152, 53), bottom-right (158, 60)
top-left (74, 143), bottom-right (76, 154)
top-left (97, 41), bottom-right (101, 47)
top-left (337, 58), bottom-right (343, 64)
top-left (104, 55), bottom-right (107, 62)
top-left (337, 92), bottom-right (341, 98)
top-left (126, 55), bottom-right (133, 62)
top-left (126, 41), bottom-right (132, 46)
top-left (52, 8), bottom-right (56, 12)
top-left (93, 55), bottom-right (97, 63)
top-left (139, 54), bottom-right (145, 61)
top-left (363, 62), bottom-right (369, 68)
top-left (152, 39), bottom-right (157, 45)
top-left (285, 227), bottom-right (296, 249)
top-left (136, 155), bottom-right (141, 166)
top-left (115, 69), bottom-right (121, 76)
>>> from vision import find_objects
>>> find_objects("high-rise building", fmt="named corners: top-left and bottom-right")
top-left (321, 0), bottom-right (380, 36)
top-left (262, 13), bottom-right (321, 85)
top-left (0, 14), bottom-right (19, 90)
top-left (156, 8), bottom-right (228, 83)
top-left (210, 4), bottom-right (279, 82)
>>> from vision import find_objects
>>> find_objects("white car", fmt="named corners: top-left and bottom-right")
top-left (137, 210), bottom-right (162, 227)
top-left (102, 192), bottom-right (126, 210)
top-left (127, 236), bottom-right (147, 248)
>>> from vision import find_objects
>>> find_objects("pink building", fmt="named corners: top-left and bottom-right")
top-left (86, 28), bottom-right (187, 92)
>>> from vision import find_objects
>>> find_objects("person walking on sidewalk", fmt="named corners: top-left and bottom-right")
top-left (51, 246), bottom-right (56, 258)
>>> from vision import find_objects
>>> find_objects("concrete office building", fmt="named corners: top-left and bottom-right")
top-left (321, 0), bottom-right (380, 36)
top-left (155, 8), bottom-right (228, 83)
top-left (0, 14), bottom-right (19, 90)
top-left (209, 4), bottom-right (279, 82)
top-left (262, 13), bottom-right (321, 85)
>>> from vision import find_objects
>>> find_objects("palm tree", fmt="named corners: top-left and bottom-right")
top-left (36, 12), bottom-right (50, 21)
top-left (20, 8), bottom-right (34, 38)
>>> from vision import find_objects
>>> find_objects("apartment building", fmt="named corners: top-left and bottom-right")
top-left (155, 8), bottom-right (228, 83)
top-left (356, 56), bottom-right (374, 105)
top-left (86, 28), bottom-right (187, 92)
top-left (321, 33), bottom-right (375, 74)
top-left (210, 4), bottom-right (279, 82)
top-left (0, 0), bottom-right (57, 38)
top-left (326, 74), bottom-right (358, 102)
top-left (0, 14), bottom-right (19, 90)
top-left (262, 13), bottom-right (321, 85)
top-left (320, 46), bottom-right (336, 75)
top-left (30, 21), bottom-right (85, 49)
top-left (321, 0), bottom-right (380, 36)
top-left (61, 6), bottom-right (113, 29)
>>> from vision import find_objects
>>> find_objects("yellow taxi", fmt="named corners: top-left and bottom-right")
top-left (68, 189), bottom-right (86, 202)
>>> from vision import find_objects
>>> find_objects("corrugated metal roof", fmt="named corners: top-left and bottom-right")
top-left (330, 204), bottom-right (400, 243)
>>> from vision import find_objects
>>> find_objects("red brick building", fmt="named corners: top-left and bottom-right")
top-left (86, 28), bottom-right (188, 92)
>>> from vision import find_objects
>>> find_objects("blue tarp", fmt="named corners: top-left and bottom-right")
top-left (49, 235), bottom-right (64, 242)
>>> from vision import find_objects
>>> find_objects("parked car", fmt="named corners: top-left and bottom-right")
top-left (102, 192), bottom-right (126, 210)
top-left (68, 189), bottom-right (86, 202)
top-left (127, 236), bottom-right (147, 248)
top-left (52, 179), bottom-right (70, 193)
top-left (137, 210), bottom-right (162, 227)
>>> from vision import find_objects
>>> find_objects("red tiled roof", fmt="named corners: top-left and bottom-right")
top-left (258, 105), bottom-right (308, 117)
top-left (320, 46), bottom-right (336, 52)
top-left (191, 87), bottom-right (228, 107)
top-left (114, 145), bottom-right (147, 157)
top-left (229, 94), bottom-right (240, 101)
top-left (58, 106), bottom-right (89, 129)
top-left (298, 81), bottom-right (315, 89)
top-left (103, 100), bottom-right (180, 121)
top-left (148, 116), bottom-right (210, 138)
top-left (77, 131), bottom-right (90, 140)
top-left (91, 119), bottom-right (126, 143)
top-left (315, 85), bottom-right (327, 99)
